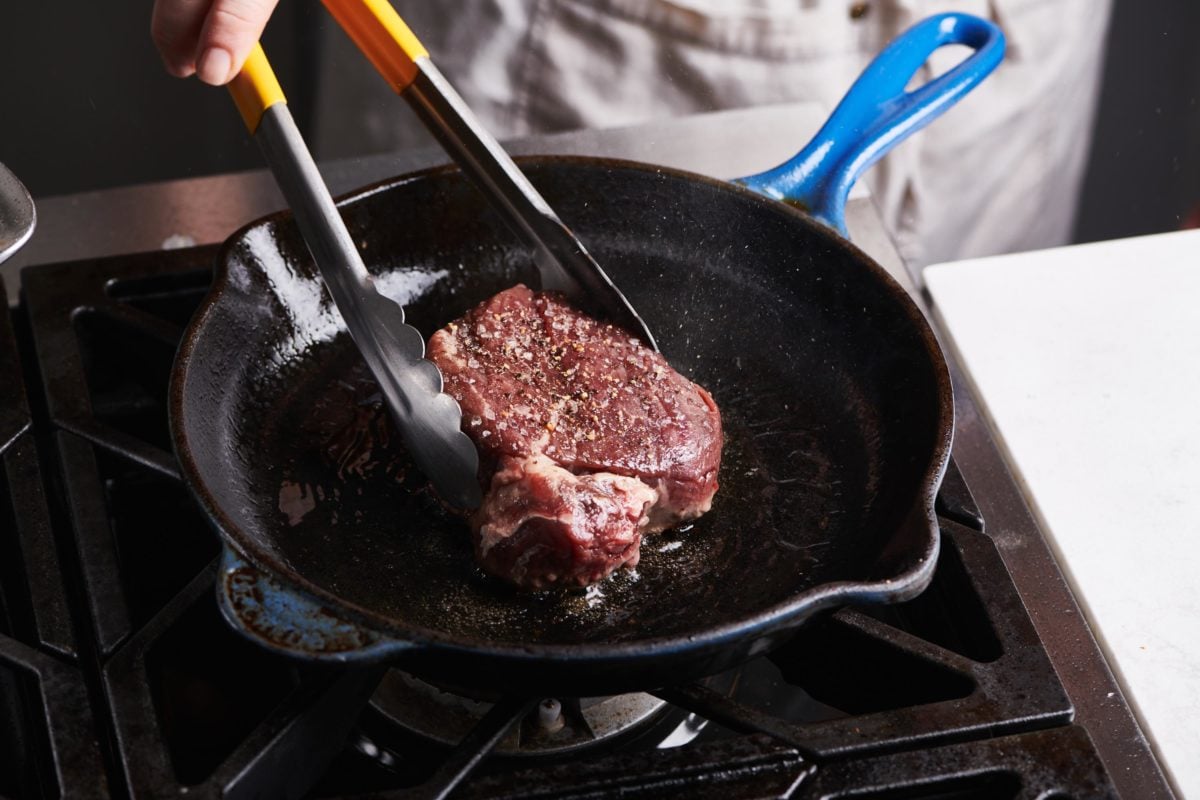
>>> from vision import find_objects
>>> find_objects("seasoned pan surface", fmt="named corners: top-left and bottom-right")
top-left (174, 157), bottom-right (950, 657)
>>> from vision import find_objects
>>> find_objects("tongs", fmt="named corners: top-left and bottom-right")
top-left (228, 3), bottom-right (651, 513)
top-left (229, 47), bottom-right (483, 509)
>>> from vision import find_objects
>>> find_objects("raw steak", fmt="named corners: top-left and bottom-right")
top-left (427, 285), bottom-right (722, 590)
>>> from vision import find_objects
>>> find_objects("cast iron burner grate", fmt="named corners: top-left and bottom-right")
top-left (8, 249), bottom-right (1122, 798)
top-left (1, 277), bottom-right (108, 800)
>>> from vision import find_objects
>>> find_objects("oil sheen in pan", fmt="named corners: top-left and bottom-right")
top-left (246, 322), bottom-right (874, 647)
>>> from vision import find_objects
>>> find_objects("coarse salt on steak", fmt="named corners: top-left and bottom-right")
top-left (427, 285), bottom-right (722, 590)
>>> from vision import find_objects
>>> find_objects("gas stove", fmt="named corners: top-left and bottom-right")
top-left (0, 242), bottom-right (1148, 800)
top-left (0, 105), bottom-right (1175, 798)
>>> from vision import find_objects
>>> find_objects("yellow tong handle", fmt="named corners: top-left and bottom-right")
top-left (321, 0), bottom-right (430, 93)
top-left (228, 0), bottom-right (427, 132)
top-left (228, 43), bottom-right (287, 133)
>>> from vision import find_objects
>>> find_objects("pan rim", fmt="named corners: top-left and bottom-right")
top-left (169, 154), bottom-right (953, 664)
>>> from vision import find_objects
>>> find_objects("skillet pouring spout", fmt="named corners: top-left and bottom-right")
top-left (172, 12), bottom-right (1001, 695)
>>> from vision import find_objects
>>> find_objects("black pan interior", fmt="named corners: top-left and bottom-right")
top-left (176, 158), bottom-right (948, 650)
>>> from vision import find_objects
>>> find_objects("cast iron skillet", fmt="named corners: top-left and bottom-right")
top-left (170, 14), bottom-right (1003, 696)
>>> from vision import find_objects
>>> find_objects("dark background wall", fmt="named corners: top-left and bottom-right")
top-left (0, 2), bottom-right (324, 197)
top-left (2, 0), bottom-right (1198, 246)
top-left (1072, 0), bottom-right (1200, 242)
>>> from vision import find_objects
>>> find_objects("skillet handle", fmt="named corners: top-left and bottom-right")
top-left (216, 548), bottom-right (416, 663)
top-left (734, 13), bottom-right (1005, 236)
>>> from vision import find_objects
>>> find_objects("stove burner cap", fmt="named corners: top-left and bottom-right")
top-left (369, 670), bottom-right (668, 756)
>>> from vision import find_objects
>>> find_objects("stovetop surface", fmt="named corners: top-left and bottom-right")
top-left (0, 245), bottom-right (1155, 799)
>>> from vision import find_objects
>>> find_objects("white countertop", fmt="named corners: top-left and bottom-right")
top-left (925, 230), bottom-right (1200, 799)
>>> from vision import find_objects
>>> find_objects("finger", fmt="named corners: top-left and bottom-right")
top-left (194, 0), bottom-right (281, 86)
top-left (151, 0), bottom-right (214, 78)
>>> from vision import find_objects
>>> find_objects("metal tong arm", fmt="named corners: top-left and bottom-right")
top-left (320, 0), bottom-right (657, 351)
top-left (228, 45), bottom-right (482, 510)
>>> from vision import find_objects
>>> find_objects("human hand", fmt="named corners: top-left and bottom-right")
top-left (152, 0), bottom-right (281, 86)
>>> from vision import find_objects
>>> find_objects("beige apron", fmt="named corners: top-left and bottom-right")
top-left (315, 0), bottom-right (1111, 266)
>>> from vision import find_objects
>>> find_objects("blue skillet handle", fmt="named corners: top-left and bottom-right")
top-left (735, 13), bottom-right (1005, 236)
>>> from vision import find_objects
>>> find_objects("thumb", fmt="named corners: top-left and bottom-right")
top-left (194, 0), bottom-right (281, 86)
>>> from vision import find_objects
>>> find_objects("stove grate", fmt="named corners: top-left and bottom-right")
top-left (1, 277), bottom-right (109, 800)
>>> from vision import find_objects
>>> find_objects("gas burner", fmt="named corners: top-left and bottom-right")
top-left (369, 670), bottom-right (673, 756)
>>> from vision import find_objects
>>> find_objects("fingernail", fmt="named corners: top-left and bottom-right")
top-left (197, 47), bottom-right (233, 85)
top-left (166, 59), bottom-right (196, 79)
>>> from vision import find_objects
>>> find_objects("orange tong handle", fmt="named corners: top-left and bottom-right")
top-left (228, 43), bottom-right (287, 133)
top-left (321, 0), bottom-right (430, 93)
